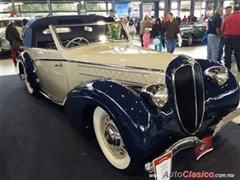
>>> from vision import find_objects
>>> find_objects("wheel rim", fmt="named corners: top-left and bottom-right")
top-left (93, 107), bottom-right (131, 170)
top-left (101, 115), bottom-right (127, 159)
top-left (24, 68), bottom-right (34, 94)
top-left (188, 36), bottom-right (193, 45)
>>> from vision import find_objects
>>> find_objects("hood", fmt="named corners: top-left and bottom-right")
top-left (61, 44), bottom-right (178, 73)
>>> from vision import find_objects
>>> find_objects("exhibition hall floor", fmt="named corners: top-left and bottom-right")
top-left (0, 44), bottom-right (240, 180)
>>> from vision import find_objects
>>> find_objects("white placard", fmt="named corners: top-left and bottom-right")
top-left (153, 151), bottom-right (172, 180)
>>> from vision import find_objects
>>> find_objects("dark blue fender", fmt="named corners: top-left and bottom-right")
top-left (18, 52), bottom-right (39, 90)
top-left (64, 80), bottom-right (185, 162)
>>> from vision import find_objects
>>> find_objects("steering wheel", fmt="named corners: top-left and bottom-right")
top-left (65, 37), bottom-right (89, 48)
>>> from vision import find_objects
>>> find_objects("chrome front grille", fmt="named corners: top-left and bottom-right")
top-left (172, 60), bottom-right (205, 135)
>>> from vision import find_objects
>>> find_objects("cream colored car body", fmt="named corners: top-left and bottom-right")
top-left (25, 25), bottom-right (178, 103)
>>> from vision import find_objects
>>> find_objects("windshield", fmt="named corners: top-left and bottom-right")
top-left (51, 22), bottom-right (129, 49)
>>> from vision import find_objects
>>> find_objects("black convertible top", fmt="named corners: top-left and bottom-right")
top-left (27, 15), bottom-right (114, 30)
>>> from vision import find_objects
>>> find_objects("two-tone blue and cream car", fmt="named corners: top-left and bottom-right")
top-left (18, 15), bottom-right (240, 173)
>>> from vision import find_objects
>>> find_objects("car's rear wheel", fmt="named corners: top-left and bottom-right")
top-left (93, 106), bottom-right (136, 172)
top-left (23, 67), bottom-right (38, 96)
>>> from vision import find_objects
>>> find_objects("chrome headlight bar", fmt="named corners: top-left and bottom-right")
top-left (141, 84), bottom-right (168, 108)
top-left (204, 66), bottom-right (228, 86)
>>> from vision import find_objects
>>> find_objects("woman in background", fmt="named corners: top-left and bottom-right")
top-left (151, 18), bottom-right (163, 51)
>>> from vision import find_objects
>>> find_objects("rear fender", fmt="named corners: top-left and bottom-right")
top-left (17, 52), bottom-right (39, 90)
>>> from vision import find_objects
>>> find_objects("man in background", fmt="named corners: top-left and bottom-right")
top-left (221, 4), bottom-right (240, 72)
top-left (182, 15), bottom-right (188, 23)
top-left (21, 19), bottom-right (28, 38)
top-left (163, 12), bottom-right (180, 53)
top-left (217, 6), bottom-right (232, 63)
top-left (207, 7), bottom-right (223, 61)
top-left (139, 15), bottom-right (152, 47)
top-left (5, 20), bottom-right (23, 66)
top-left (109, 9), bottom-right (115, 21)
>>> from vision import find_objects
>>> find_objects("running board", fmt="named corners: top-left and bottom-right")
top-left (39, 90), bottom-right (64, 106)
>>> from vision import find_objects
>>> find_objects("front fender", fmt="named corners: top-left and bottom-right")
top-left (64, 80), bottom-right (177, 162)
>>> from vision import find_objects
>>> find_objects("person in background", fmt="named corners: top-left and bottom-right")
top-left (161, 18), bottom-right (166, 49)
top-left (217, 6), bottom-right (232, 63)
top-left (21, 19), bottom-right (28, 38)
top-left (182, 15), bottom-right (188, 23)
top-left (109, 9), bottom-right (115, 21)
top-left (176, 17), bottom-right (181, 25)
top-left (207, 7), bottom-right (223, 62)
top-left (198, 14), bottom-right (204, 23)
top-left (9, 10), bottom-right (14, 17)
top-left (221, 4), bottom-right (240, 72)
top-left (5, 20), bottom-right (24, 66)
top-left (134, 18), bottom-right (141, 34)
top-left (204, 15), bottom-right (208, 21)
top-left (139, 15), bottom-right (152, 47)
top-left (163, 12), bottom-right (180, 53)
top-left (143, 28), bottom-right (151, 48)
top-left (151, 18), bottom-right (163, 51)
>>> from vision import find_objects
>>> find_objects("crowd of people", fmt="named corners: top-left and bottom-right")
top-left (207, 4), bottom-right (240, 72)
top-left (109, 10), bottom-right (180, 53)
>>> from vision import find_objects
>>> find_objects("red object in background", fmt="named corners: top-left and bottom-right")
top-left (182, 17), bottom-right (188, 22)
top-left (195, 136), bottom-right (213, 160)
top-left (10, 11), bottom-right (14, 17)
top-left (10, 46), bottom-right (24, 64)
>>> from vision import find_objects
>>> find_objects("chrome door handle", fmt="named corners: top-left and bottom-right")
top-left (54, 63), bottom-right (62, 67)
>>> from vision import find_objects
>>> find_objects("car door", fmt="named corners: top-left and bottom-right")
top-left (33, 28), bottom-right (69, 103)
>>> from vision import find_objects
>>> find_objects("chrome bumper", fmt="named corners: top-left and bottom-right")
top-left (145, 108), bottom-right (240, 173)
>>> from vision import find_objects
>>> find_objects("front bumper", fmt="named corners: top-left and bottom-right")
top-left (145, 108), bottom-right (240, 173)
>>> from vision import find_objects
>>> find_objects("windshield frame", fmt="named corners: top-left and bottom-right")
top-left (51, 21), bottom-right (130, 51)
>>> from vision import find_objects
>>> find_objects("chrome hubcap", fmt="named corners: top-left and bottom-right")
top-left (101, 115), bottom-right (126, 159)
top-left (188, 37), bottom-right (193, 45)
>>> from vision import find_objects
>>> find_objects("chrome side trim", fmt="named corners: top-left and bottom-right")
top-left (144, 136), bottom-right (203, 173)
top-left (39, 90), bottom-right (64, 106)
top-left (212, 108), bottom-right (240, 137)
top-left (34, 58), bottom-right (164, 73)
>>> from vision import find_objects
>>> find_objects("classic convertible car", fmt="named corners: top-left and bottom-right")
top-left (180, 22), bottom-right (207, 46)
top-left (17, 15), bottom-right (240, 173)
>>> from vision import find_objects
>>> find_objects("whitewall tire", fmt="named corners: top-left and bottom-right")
top-left (93, 106), bottom-right (132, 170)
top-left (23, 67), bottom-right (37, 96)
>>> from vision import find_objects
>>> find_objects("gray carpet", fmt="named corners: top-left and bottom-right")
top-left (0, 75), bottom-right (239, 180)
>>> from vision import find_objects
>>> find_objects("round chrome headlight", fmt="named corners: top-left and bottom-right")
top-left (204, 66), bottom-right (228, 85)
top-left (141, 84), bottom-right (168, 108)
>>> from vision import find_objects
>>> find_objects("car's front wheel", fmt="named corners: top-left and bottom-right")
top-left (93, 106), bottom-right (136, 172)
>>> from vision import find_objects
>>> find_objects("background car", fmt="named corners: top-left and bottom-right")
top-left (17, 15), bottom-right (240, 173)
top-left (180, 22), bottom-right (207, 46)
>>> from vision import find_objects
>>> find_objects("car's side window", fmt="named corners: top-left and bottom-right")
top-left (36, 31), bottom-right (56, 49)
